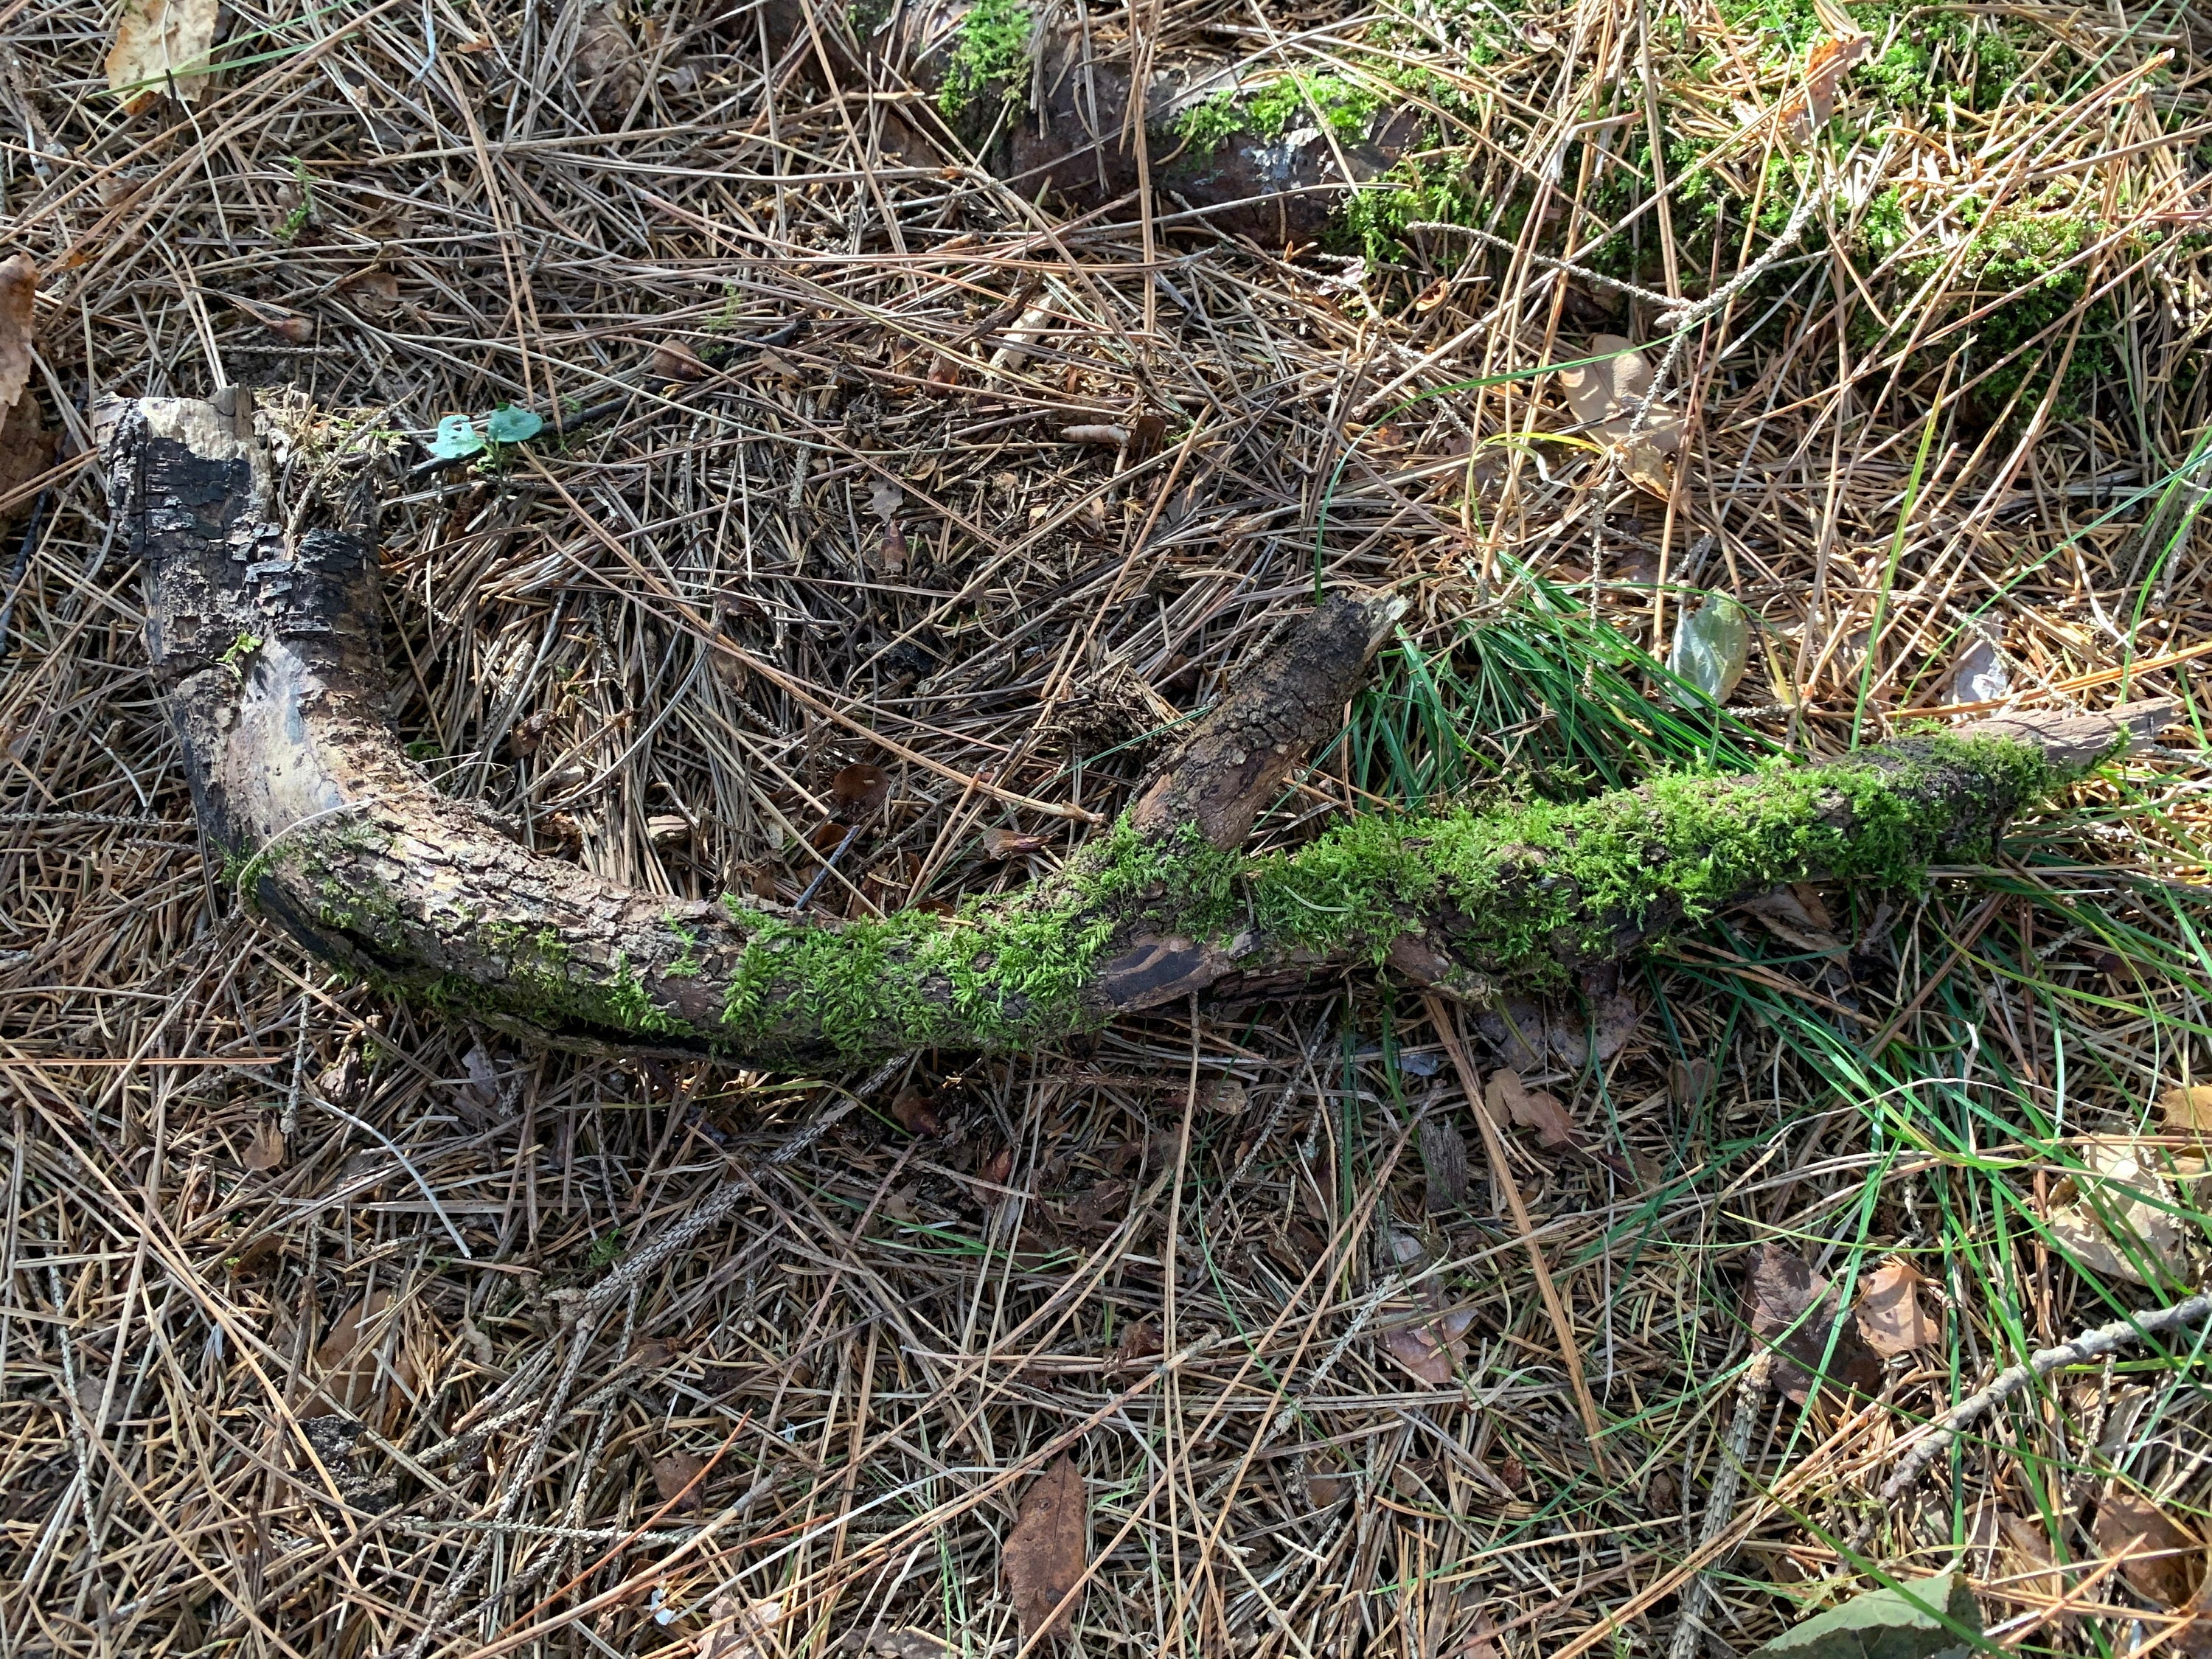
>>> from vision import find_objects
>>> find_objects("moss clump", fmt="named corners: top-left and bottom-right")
top-left (716, 818), bottom-right (1243, 1055)
top-left (937, 0), bottom-right (1034, 120)
top-left (1172, 71), bottom-right (1382, 152)
top-left (1244, 732), bottom-right (2061, 985)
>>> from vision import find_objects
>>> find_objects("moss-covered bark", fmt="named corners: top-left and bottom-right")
top-left (105, 392), bottom-right (2171, 1067)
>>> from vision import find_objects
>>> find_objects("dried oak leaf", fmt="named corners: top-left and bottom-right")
top-left (1739, 884), bottom-right (1849, 956)
top-left (1486, 1068), bottom-right (1576, 1150)
top-left (1742, 1242), bottom-right (1882, 1405)
top-left (1854, 1259), bottom-right (1939, 1356)
top-left (315, 1291), bottom-right (404, 1415)
top-left (0, 254), bottom-right (36, 413)
top-left (1004, 1454), bottom-right (1088, 1643)
top-left (333, 267), bottom-right (400, 317)
top-left (2095, 1486), bottom-right (2202, 1610)
top-left (106, 0), bottom-right (220, 113)
top-left (2045, 1142), bottom-right (2200, 1288)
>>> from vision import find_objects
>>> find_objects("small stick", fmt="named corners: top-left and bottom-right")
top-left (1668, 1352), bottom-right (1773, 1659)
top-left (1878, 1290), bottom-right (2212, 1503)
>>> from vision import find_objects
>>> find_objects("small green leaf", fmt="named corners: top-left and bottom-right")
top-left (1748, 1571), bottom-right (1980, 1659)
top-left (1667, 594), bottom-right (1750, 706)
top-left (428, 414), bottom-right (484, 461)
top-left (484, 404), bottom-right (544, 445)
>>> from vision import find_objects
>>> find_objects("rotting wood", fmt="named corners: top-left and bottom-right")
top-left (104, 390), bottom-right (2174, 1065)
top-left (758, 0), bottom-right (1429, 246)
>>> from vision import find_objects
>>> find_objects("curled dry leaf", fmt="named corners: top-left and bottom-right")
top-left (1004, 1454), bottom-right (1088, 1643)
top-left (333, 268), bottom-right (401, 317)
top-left (981, 826), bottom-right (1049, 860)
top-left (1382, 1305), bottom-right (1476, 1386)
top-left (1486, 1068), bottom-right (1576, 1150)
top-left (1113, 1318), bottom-right (1161, 1369)
top-left (106, 0), bottom-right (221, 112)
top-left (652, 1449), bottom-right (707, 1512)
top-left (830, 762), bottom-right (891, 816)
top-left (651, 338), bottom-right (709, 381)
top-left (2045, 1142), bottom-right (2201, 1287)
top-left (1742, 1242), bottom-right (1882, 1405)
top-left (0, 254), bottom-right (36, 412)
top-left (1854, 1259), bottom-right (1940, 1356)
top-left (868, 477), bottom-right (905, 519)
top-left (242, 1119), bottom-right (286, 1172)
top-left (1739, 884), bottom-right (1849, 956)
top-left (890, 1088), bottom-right (944, 1137)
top-left (2094, 1487), bottom-right (2201, 1610)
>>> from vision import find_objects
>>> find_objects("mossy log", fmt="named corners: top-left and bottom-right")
top-left (105, 391), bottom-right (2172, 1065)
top-left (761, 0), bottom-right (1427, 245)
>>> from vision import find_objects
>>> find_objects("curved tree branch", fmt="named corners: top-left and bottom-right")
top-left (105, 391), bottom-right (2173, 1064)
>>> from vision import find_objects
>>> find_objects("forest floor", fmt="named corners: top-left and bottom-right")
top-left (6, 0), bottom-right (2212, 1655)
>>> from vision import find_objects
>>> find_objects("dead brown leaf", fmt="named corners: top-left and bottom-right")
top-left (653, 1449), bottom-right (706, 1513)
top-left (0, 390), bottom-right (55, 521)
top-left (1200, 1079), bottom-right (1247, 1114)
top-left (652, 338), bottom-right (708, 381)
top-left (0, 254), bottom-right (36, 413)
top-left (2096, 1487), bottom-right (2202, 1609)
top-left (1557, 333), bottom-right (1685, 465)
top-left (976, 1144), bottom-right (1013, 1189)
top-left (1742, 1242), bottom-right (1882, 1404)
top-left (981, 826), bottom-right (1048, 860)
top-left (1382, 1305), bottom-right (1475, 1387)
top-left (1004, 1454), bottom-right (1088, 1643)
top-left (1486, 1069), bottom-right (1576, 1150)
top-left (575, 1), bottom-right (644, 129)
top-left (831, 762), bottom-right (891, 816)
top-left (333, 268), bottom-right (400, 317)
top-left (242, 1119), bottom-right (286, 1172)
top-left (1739, 884), bottom-right (1849, 955)
top-left (891, 1088), bottom-right (944, 1137)
top-left (2045, 1142), bottom-right (2200, 1287)
top-left (1113, 1318), bottom-right (1161, 1369)
top-left (106, 0), bottom-right (220, 113)
top-left (1854, 1259), bottom-right (1939, 1356)
top-left (2163, 1085), bottom-right (2212, 1135)
top-left (314, 1291), bottom-right (402, 1414)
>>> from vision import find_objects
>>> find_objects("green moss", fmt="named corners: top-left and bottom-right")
top-left (937, 0), bottom-right (1033, 120)
top-left (1243, 733), bottom-right (2062, 985)
top-left (1173, 90), bottom-right (1247, 150)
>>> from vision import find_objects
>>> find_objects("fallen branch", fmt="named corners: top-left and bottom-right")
top-left (1877, 1290), bottom-right (2212, 1503)
top-left (105, 391), bottom-right (2173, 1063)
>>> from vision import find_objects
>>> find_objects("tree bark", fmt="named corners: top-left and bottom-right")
top-left (105, 391), bottom-right (2172, 1064)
